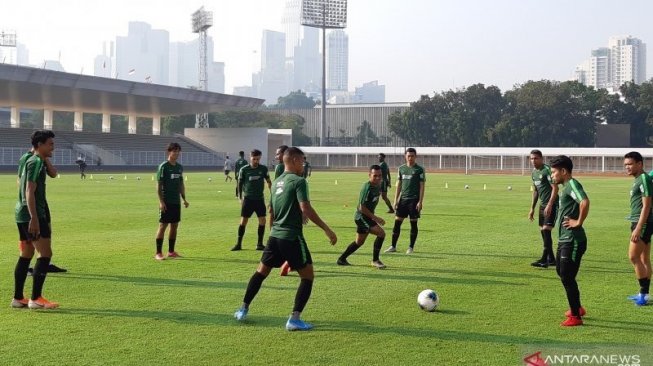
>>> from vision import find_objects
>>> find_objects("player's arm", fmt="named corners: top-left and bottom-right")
top-left (632, 195), bottom-right (651, 242)
top-left (26, 181), bottom-right (40, 237)
top-left (179, 178), bottom-right (189, 208)
top-left (359, 204), bottom-right (385, 226)
top-left (299, 201), bottom-right (337, 245)
top-left (416, 180), bottom-right (425, 212)
top-left (528, 184), bottom-right (538, 221)
top-left (544, 182), bottom-right (558, 217)
top-left (157, 181), bottom-right (166, 212)
top-left (393, 170), bottom-right (402, 208)
top-left (238, 170), bottom-right (246, 197)
top-left (564, 198), bottom-right (590, 229)
top-left (44, 157), bottom-right (57, 178)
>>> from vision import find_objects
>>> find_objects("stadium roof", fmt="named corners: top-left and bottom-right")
top-left (0, 64), bottom-right (264, 117)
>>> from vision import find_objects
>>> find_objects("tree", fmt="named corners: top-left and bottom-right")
top-left (354, 120), bottom-right (378, 145)
top-left (272, 90), bottom-right (317, 109)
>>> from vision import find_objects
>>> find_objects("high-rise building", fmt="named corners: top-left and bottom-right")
top-left (576, 36), bottom-right (646, 90)
top-left (115, 22), bottom-right (169, 84)
top-left (257, 30), bottom-right (288, 104)
top-left (94, 41), bottom-right (114, 78)
top-left (282, 0), bottom-right (321, 93)
top-left (327, 30), bottom-right (348, 92)
top-left (608, 35), bottom-right (646, 88)
top-left (169, 37), bottom-right (225, 93)
top-left (354, 81), bottom-right (385, 103)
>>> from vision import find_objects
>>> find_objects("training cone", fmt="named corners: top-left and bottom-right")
top-left (483, 184), bottom-right (487, 190)
top-left (151, 176), bottom-right (154, 181)
top-left (530, 185), bottom-right (534, 192)
top-left (185, 176), bottom-right (188, 181)
top-left (90, 174), bottom-right (93, 180)
top-left (57, 174), bottom-right (61, 178)
top-left (335, 180), bottom-right (338, 185)
top-left (445, 182), bottom-right (448, 189)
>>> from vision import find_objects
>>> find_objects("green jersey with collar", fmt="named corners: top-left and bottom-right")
top-left (270, 172), bottom-right (309, 240)
top-left (397, 164), bottom-right (425, 200)
top-left (156, 161), bottom-right (184, 204)
top-left (239, 164), bottom-right (270, 200)
top-left (628, 173), bottom-right (653, 222)
top-left (556, 178), bottom-right (588, 242)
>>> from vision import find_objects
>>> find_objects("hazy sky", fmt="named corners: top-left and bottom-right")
top-left (1, 0), bottom-right (652, 101)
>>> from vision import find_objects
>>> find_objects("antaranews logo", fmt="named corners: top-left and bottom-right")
top-left (522, 349), bottom-right (642, 366)
top-left (523, 351), bottom-right (548, 366)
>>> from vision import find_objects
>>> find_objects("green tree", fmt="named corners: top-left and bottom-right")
top-left (271, 90), bottom-right (316, 109)
top-left (354, 120), bottom-right (378, 146)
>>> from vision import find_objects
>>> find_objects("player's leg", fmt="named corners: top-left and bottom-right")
top-left (167, 222), bottom-right (180, 257)
top-left (233, 199), bottom-right (253, 251)
top-left (12, 224), bottom-right (34, 308)
top-left (255, 200), bottom-right (267, 250)
top-left (386, 200), bottom-right (407, 252)
top-left (155, 222), bottom-right (168, 260)
top-left (29, 222), bottom-right (58, 309)
top-left (286, 236), bottom-right (314, 330)
top-left (558, 240), bottom-right (586, 326)
top-left (406, 200), bottom-right (420, 254)
top-left (338, 231), bottom-right (368, 265)
top-left (629, 239), bottom-right (650, 305)
top-left (235, 238), bottom-right (280, 321)
top-left (369, 225), bottom-right (387, 268)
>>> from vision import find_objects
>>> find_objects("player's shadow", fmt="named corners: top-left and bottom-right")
top-left (315, 269), bottom-right (525, 286)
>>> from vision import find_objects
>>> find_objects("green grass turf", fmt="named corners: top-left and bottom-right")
top-left (0, 170), bottom-right (652, 365)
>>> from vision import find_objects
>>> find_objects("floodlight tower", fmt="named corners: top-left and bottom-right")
top-left (0, 30), bottom-right (17, 63)
top-left (192, 7), bottom-right (213, 128)
top-left (301, 0), bottom-right (347, 146)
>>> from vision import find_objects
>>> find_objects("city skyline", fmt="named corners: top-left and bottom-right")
top-left (1, 0), bottom-right (653, 102)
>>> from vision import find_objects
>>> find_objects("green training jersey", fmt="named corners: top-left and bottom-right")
top-left (270, 172), bottom-right (309, 240)
top-left (274, 163), bottom-right (285, 179)
top-left (15, 154), bottom-right (48, 222)
top-left (156, 161), bottom-right (184, 204)
top-left (17, 151), bottom-right (32, 177)
top-left (397, 164), bottom-right (426, 200)
top-left (302, 161), bottom-right (311, 178)
top-left (556, 178), bottom-right (588, 242)
top-left (628, 173), bottom-right (653, 222)
top-left (379, 161), bottom-right (390, 184)
top-left (239, 164), bottom-right (270, 200)
top-left (532, 164), bottom-right (556, 206)
top-left (234, 158), bottom-right (248, 178)
top-left (354, 181), bottom-right (380, 221)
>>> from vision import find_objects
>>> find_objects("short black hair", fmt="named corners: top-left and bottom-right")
top-left (239, 151), bottom-right (245, 156)
top-left (277, 145), bottom-right (288, 153)
top-left (251, 149), bottom-right (262, 157)
top-left (378, 153), bottom-right (386, 158)
top-left (625, 151), bottom-right (643, 163)
top-left (31, 130), bottom-right (55, 149)
top-left (284, 146), bottom-right (305, 160)
top-left (549, 155), bottom-right (573, 173)
top-left (406, 148), bottom-right (416, 154)
top-left (370, 164), bottom-right (381, 171)
top-left (167, 142), bottom-right (181, 152)
top-left (530, 149), bottom-right (543, 157)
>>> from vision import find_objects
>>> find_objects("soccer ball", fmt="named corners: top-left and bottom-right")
top-left (136, 176), bottom-right (141, 180)
top-left (417, 289), bottom-right (439, 312)
top-left (507, 185), bottom-right (512, 191)
top-left (208, 177), bottom-right (212, 182)
top-left (109, 176), bottom-right (114, 180)
top-left (464, 184), bottom-right (469, 189)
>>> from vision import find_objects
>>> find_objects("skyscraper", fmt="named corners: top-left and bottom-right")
top-left (115, 22), bottom-right (169, 84)
top-left (94, 41), bottom-right (114, 78)
top-left (282, 0), bottom-right (321, 93)
top-left (169, 37), bottom-right (225, 93)
top-left (257, 30), bottom-right (288, 104)
top-left (327, 29), bottom-right (348, 92)
top-left (608, 36), bottom-right (646, 88)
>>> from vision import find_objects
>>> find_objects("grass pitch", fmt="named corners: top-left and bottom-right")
top-left (0, 170), bottom-right (652, 365)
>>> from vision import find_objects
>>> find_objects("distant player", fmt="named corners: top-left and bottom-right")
top-left (231, 149), bottom-right (272, 251)
top-left (302, 156), bottom-right (311, 179)
top-left (234, 151), bottom-right (248, 199)
top-left (13, 130), bottom-right (60, 309)
top-left (378, 153), bottom-right (394, 213)
top-left (224, 155), bottom-right (233, 182)
top-left (550, 155), bottom-right (589, 326)
top-left (528, 149), bottom-right (558, 268)
top-left (385, 148), bottom-right (425, 254)
top-left (337, 165), bottom-right (387, 269)
top-left (624, 152), bottom-right (651, 306)
top-left (154, 143), bottom-right (189, 260)
top-left (234, 147), bottom-right (337, 331)
top-left (16, 147), bottom-right (67, 275)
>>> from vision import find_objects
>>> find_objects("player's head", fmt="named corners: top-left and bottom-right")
top-left (276, 145), bottom-right (288, 163)
top-left (405, 148), bottom-right (417, 165)
top-left (624, 151), bottom-right (644, 177)
top-left (529, 149), bottom-right (544, 169)
top-left (378, 153), bottom-right (386, 162)
top-left (167, 142), bottom-right (181, 161)
top-left (369, 164), bottom-right (382, 186)
top-left (250, 149), bottom-right (262, 167)
top-left (283, 147), bottom-right (305, 175)
top-left (549, 155), bottom-right (573, 184)
top-left (239, 151), bottom-right (245, 158)
top-left (31, 130), bottom-right (55, 157)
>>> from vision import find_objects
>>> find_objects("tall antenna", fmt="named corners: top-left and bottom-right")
top-left (191, 7), bottom-right (213, 128)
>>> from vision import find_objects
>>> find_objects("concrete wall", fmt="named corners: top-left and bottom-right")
top-left (184, 128), bottom-right (270, 168)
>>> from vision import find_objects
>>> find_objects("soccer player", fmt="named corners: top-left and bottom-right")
top-left (274, 145), bottom-right (288, 179)
top-left (224, 155), bottom-right (233, 182)
top-left (550, 155), bottom-right (589, 326)
top-left (13, 130), bottom-right (60, 309)
top-left (302, 156), bottom-right (311, 179)
top-left (384, 148), bottom-right (425, 254)
top-left (16, 147), bottom-right (67, 275)
top-left (624, 152), bottom-right (652, 306)
top-left (231, 149), bottom-right (272, 251)
top-left (378, 153), bottom-right (394, 213)
top-left (337, 165), bottom-right (387, 269)
top-left (234, 151), bottom-right (248, 199)
top-left (154, 143), bottom-right (189, 260)
top-left (234, 147), bottom-right (337, 331)
top-left (528, 150), bottom-right (558, 268)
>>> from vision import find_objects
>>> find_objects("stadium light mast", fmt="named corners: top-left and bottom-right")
top-left (192, 7), bottom-right (213, 128)
top-left (301, 0), bottom-right (347, 146)
top-left (0, 30), bottom-right (17, 63)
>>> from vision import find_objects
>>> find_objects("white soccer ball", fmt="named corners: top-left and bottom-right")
top-left (208, 177), bottom-right (212, 182)
top-left (507, 185), bottom-right (512, 191)
top-left (136, 176), bottom-right (141, 180)
top-left (464, 184), bottom-right (469, 189)
top-left (417, 289), bottom-right (439, 312)
top-left (109, 176), bottom-right (114, 180)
